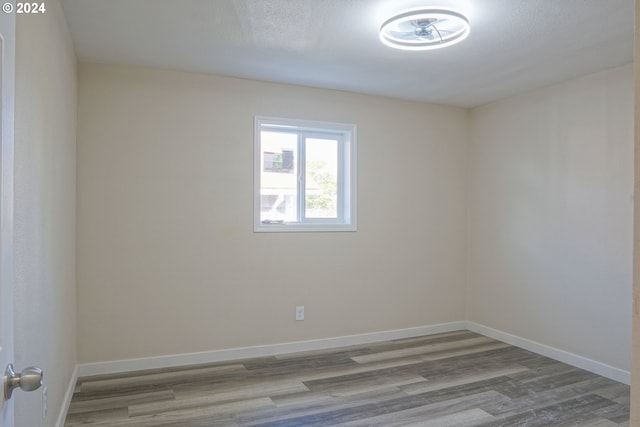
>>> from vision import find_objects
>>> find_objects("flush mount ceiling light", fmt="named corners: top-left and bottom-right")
top-left (379, 8), bottom-right (470, 51)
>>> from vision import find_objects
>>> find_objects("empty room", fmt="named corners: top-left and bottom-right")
top-left (1, 0), bottom-right (639, 426)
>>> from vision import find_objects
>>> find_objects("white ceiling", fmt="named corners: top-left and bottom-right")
top-left (60, 0), bottom-right (634, 108)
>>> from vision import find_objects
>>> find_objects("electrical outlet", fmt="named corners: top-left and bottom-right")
top-left (42, 386), bottom-right (48, 419)
top-left (295, 306), bottom-right (304, 321)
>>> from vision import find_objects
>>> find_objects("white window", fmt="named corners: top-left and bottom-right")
top-left (254, 116), bottom-right (357, 232)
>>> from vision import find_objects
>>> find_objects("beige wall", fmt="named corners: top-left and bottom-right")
top-left (468, 64), bottom-right (634, 372)
top-left (14, 0), bottom-right (77, 426)
top-left (76, 63), bottom-right (469, 363)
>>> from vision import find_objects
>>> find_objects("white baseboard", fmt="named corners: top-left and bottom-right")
top-left (77, 321), bottom-right (467, 377)
top-left (75, 321), bottom-right (630, 387)
top-left (466, 322), bottom-right (630, 385)
top-left (55, 364), bottom-right (77, 427)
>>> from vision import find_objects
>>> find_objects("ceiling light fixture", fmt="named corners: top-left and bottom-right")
top-left (379, 8), bottom-right (470, 51)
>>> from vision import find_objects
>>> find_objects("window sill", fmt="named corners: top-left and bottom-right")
top-left (254, 223), bottom-right (357, 233)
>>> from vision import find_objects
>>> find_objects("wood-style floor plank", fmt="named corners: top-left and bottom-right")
top-left (65, 332), bottom-right (630, 426)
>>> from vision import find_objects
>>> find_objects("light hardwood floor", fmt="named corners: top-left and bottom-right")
top-left (65, 331), bottom-right (630, 426)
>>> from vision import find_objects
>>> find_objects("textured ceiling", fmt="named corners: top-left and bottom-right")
top-left (60, 0), bottom-right (634, 108)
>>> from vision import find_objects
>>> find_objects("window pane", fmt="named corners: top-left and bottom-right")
top-left (260, 131), bottom-right (298, 223)
top-left (305, 138), bottom-right (338, 218)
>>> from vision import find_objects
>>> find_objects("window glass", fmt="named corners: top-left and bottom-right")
top-left (305, 138), bottom-right (338, 219)
top-left (260, 131), bottom-right (298, 223)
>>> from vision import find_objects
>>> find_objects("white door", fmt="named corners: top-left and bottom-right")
top-left (0, 6), bottom-right (16, 427)
top-left (0, 9), bottom-right (42, 424)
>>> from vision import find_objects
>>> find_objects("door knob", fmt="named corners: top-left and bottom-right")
top-left (4, 363), bottom-right (43, 400)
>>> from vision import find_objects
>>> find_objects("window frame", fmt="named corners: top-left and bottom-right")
top-left (254, 116), bottom-right (357, 232)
